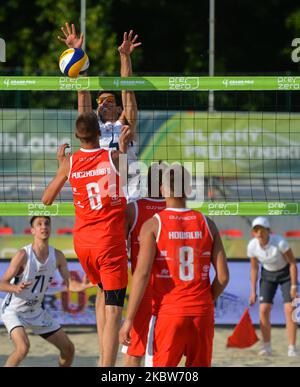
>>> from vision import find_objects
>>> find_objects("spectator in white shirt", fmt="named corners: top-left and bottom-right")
top-left (248, 217), bottom-right (298, 357)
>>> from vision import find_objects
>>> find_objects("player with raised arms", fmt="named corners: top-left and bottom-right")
top-left (58, 23), bottom-right (141, 167)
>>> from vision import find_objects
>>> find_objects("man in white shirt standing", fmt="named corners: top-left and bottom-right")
top-left (248, 217), bottom-right (298, 357)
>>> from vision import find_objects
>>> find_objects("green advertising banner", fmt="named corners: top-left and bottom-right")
top-left (140, 111), bottom-right (300, 176)
top-left (0, 76), bottom-right (300, 90)
top-left (4, 109), bottom-right (299, 176)
top-left (0, 202), bottom-right (299, 217)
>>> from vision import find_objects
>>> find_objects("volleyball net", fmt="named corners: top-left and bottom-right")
top-left (0, 75), bottom-right (300, 216)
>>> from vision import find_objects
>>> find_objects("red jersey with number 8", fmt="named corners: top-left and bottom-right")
top-left (153, 208), bottom-right (214, 316)
top-left (68, 148), bottom-right (126, 248)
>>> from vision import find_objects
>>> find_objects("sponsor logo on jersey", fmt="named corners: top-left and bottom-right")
top-left (25, 299), bottom-right (39, 307)
top-left (146, 205), bottom-right (166, 211)
top-left (79, 155), bottom-right (101, 162)
top-left (169, 215), bottom-right (197, 221)
top-left (156, 268), bottom-right (172, 278)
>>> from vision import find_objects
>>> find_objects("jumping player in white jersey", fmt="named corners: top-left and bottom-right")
top-left (0, 216), bottom-right (87, 367)
top-left (58, 23), bottom-right (141, 167)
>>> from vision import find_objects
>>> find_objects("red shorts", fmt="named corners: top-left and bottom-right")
top-left (74, 243), bottom-right (128, 290)
top-left (126, 296), bottom-right (153, 357)
top-left (152, 309), bottom-right (214, 367)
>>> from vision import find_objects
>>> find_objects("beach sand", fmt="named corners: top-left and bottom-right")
top-left (0, 326), bottom-right (299, 367)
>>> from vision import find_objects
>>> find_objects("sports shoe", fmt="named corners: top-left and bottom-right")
top-left (258, 347), bottom-right (272, 356)
top-left (288, 347), bottom-right (298, 357)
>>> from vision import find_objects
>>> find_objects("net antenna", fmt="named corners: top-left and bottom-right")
top-left (208, 0), bottom-right (215, 113)
top-left (80, 0), bottom-right (86, 51)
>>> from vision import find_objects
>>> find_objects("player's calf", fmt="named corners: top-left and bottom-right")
top-left (125, 354), bottom-right (143, 367)
top-left (58, 340), bottom-right (75, 367)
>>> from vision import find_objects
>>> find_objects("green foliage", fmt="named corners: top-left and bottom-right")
top-left (1, 0), bottom-right (300, 77)
top-left (0, 0), bottom-right (118, 75)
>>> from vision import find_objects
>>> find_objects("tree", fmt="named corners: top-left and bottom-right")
top-left (0, 0), bottom-right (119, 75)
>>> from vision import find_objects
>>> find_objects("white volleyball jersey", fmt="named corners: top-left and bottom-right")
top-left (2, 245), bottom-right (57, 314)
top-left (98, 119), bottom-right (137, 163)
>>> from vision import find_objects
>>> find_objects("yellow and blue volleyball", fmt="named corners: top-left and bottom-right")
top-left (59, 48), bottom-right (89, 78)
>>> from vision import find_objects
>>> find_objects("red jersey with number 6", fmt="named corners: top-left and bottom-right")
top-left (68, 148), bottom-right (126, 248)
top-left (152, 208), bottom-right (214, 316)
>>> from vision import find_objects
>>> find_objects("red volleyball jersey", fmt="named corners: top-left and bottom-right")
top-left (130, 198), bottom-right (166, 272)
top-left (152, 208), bottom-right (214, 316)
top-left (68, 148), bottom-right (126, 248)
top-left (129, 198), bottom-right (166, 299)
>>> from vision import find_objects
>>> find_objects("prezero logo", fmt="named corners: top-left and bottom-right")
top-left (59, 77), bottom-right (90, 90)
top-left (169, 77), bottom-right (200, 90)
top-left (28, 203), bottom-right (59, 216)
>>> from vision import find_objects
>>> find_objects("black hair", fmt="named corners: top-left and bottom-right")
top-left (75, 112), bottom-right (100, 143)
top-left (30, 216), bottom-right (51, 227)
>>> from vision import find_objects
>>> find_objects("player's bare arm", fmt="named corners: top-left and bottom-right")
top-left (42, 144), bottom-right (70, 205)
top-left (111, 125), bottom-right (132, 187)
top-left (207, 218), bottom-right (229, 301)
top-left (249, 257), bottom-right (259, 305)
top-left (56, 249), bottom-right (88, 292)
top-left (0, 250), bottom-right (31, 294)
top-left (118, 30), bottom-right (141, 136)
top-left (119, 217), bottom-right (158, 346)
top-left (125, 202), bottom-right (136, 238)
top-left (58, 22), bottom-right (92, 114)
top-left (283, 249), bottom-right (298, 300)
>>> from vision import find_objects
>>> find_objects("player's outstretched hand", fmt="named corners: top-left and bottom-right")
top-left (119, 125), bottom-right (133, 153)
top-left (58, 22), bottom-right (84, 49)
top-left (68, 275), bottom-right (94, 292)
top-left (118, 30), bottom-right (142, 56)
top-left (119, 319), bottom-right (132, 346)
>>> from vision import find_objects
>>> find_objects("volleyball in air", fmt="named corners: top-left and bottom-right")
top-left (59, 48), bottom-right (89, 78)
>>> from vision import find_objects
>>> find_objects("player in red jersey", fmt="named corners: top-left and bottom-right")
top-left (42, 112), bottom-right (132, 367)
top-left (122, 161), bottom-right (167, 367)
top-left (120, 164), bottom-right (229, 367)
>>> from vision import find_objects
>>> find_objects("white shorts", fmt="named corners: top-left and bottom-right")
top-left (1, 308), bottom-right (60, 337)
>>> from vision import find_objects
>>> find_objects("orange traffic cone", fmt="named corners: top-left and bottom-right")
top-left (227, 308), bottom-right (259, 348)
